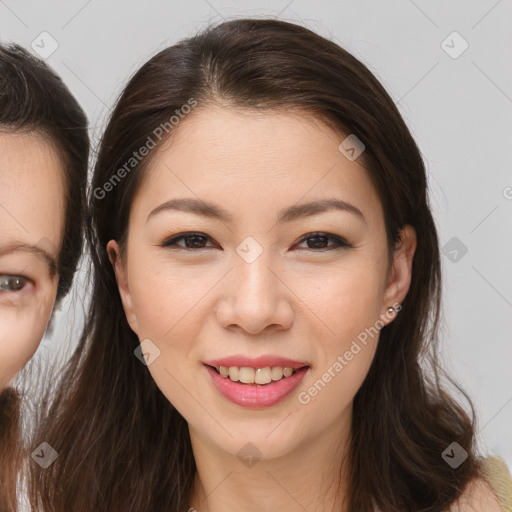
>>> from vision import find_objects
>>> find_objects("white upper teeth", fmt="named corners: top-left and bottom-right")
top-left (218, 366), bottom-right (295, 384)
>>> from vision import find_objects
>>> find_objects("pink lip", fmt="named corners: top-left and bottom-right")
top-left (204, 364), bottom-right (309, 408)
top-left (203, 355), bottom-right (309, 370)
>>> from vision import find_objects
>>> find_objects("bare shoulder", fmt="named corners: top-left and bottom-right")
top-left (447, 477), bottom-right (501, 512)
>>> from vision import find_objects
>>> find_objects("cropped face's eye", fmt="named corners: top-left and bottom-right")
top-left (0, 274), bottom-right (31, 293)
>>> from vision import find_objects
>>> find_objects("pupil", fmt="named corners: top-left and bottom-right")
top-left (12, 277), bottom-right (24, 290)
top-left (309, 236), bottom-right (327, 248)
top-left (186, 236), bottom-right (205, 248)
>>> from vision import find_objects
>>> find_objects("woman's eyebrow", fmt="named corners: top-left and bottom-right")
top-left (147, 197), bottom-right (367, 225)
top-left (0, 241), bottom-right (58, 277)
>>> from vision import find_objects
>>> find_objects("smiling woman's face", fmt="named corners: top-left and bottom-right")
top-left (0, 132), bottom-right (64, 390)
top-left (109, 106), bottom-right (416, 460)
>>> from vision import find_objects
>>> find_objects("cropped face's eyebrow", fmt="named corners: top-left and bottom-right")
top-left (147, 197), bottom-right (367, 225)
top-left (0, 242), bottom-right (58, 277)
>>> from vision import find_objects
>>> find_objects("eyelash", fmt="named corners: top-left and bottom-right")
top-left (160, 231), bottom-right (353, 252)
top-left (0, 275), bottom-right (31, 293)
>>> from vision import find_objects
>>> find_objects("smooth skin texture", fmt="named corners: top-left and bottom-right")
top-left (108, 107), bottom-right (499, 512)
top-left (0, 132), bottom-right (64, 390)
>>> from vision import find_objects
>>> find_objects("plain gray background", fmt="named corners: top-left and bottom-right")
top-left (2, 0), bottom-right (511, 470)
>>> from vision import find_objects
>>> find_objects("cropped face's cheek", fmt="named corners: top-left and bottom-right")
top-left (117, 107), bottom-right (394, 459)
top-left (0, 132), bottom-right (64, 389)
top-left (0, 278), bottom-right (58, 388)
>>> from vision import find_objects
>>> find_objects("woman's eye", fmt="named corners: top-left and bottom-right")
top-left (161, 232), bottom-right (351, 251)
top-left (0, 275), bottom-right (30, 293)
top-left (295, 232), bottom-right (352, 251)
top-left (161, 233), bottom-right (216, 250)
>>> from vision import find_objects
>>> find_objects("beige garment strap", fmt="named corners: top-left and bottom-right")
top-left (481, 455), bottom-right (512, 512)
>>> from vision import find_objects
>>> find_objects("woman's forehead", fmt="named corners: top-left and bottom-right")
top-left (136, 107), bottom-right (382, 221)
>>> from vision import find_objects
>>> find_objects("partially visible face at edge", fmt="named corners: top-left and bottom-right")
top-left (108, 105), bottom-right (416, 460)
top-left (0, 131), bottom-right (65, 390)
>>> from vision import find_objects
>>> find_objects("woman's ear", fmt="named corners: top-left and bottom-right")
top-left (381, 225), bottom-right (417, 322)
top-left (106, 240), bottom-right (140, 336)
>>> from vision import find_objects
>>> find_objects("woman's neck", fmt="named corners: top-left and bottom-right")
top-left (187, 410), bottom-right (352, 512)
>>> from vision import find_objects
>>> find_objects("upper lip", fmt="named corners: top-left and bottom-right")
top-left (203, 355), bottom-right (310, 370)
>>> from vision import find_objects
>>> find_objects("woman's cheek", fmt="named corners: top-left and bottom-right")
top-left (0, 299), bottom-right (54, 388)
top-left (130, 260), bottom-right (218, 341)
top-left (309, 272), bottom-right (381, 338)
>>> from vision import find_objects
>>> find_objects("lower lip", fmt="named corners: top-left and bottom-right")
top-left (204, 365), bottom-right (309, 408)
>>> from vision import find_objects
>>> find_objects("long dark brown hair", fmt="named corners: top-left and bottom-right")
top-left (0, 43), bottom-right (89, 512)
top-left (29, 18), bottom-right (485, 511)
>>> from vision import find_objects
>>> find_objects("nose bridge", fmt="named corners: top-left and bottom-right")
top-left (217, 235), bottom-right (293, 334)
top-left (234, 235), bottom-right (280, 305)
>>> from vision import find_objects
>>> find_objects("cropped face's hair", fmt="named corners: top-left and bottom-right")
top-left (0, 42), bottom-right (89, 512)
top-left (0, 43), bottom-right (89, 302)
top-left (29, 19), bottom-right (482, 512)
